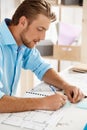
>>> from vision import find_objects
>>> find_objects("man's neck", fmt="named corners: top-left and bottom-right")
top-left (8, 24), bottom-right (22, 46)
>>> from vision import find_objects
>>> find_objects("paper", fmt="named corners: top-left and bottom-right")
top-left (60, 69), bottom-right (87, 96)
top-left (0, 113), bottom-right (10, 123)
top-left (70, 63), bottom-right (87, 73)
top-left (2, 83), bottom-right (70, 130)
top-left (2, 105), bottom-right (69, 130)
top-left (58, 22), bottom-right (81, 45)
top-left (25, 91), bottom-right (50, 98)
top-left (31, 82), bottom-right (59, 92)
top-left (76, 98), bottom-right (87, 109)
top-left (60, 69), bottom-right (87, 110)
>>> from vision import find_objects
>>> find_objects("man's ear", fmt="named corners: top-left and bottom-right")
top-left (19, 16), bottom-right (29, 27)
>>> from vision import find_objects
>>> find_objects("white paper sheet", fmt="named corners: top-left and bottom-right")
top-left (2, 83), bottom-right (69, 130)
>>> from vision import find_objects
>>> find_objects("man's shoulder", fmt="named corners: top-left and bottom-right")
top-left (23, 47), bottom-right (41, 61)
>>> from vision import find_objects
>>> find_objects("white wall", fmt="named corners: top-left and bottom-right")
top-left (0, 0), bottom-right (20, 21)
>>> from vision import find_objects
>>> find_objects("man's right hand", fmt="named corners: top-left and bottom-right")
top-left (40, 93), bottom-right (67, 111)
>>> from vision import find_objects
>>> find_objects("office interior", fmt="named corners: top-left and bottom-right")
top-left (0, 0), bottom-right (87, 96)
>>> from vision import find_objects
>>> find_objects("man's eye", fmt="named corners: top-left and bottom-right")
top-left (37, 28), bottom-right (43, 31)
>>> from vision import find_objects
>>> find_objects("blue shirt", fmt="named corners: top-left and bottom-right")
top-left (0, 19), bottom-right (52, 98)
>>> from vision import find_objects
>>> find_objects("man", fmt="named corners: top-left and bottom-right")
top-left (0, 0), bottom-right (84, 113)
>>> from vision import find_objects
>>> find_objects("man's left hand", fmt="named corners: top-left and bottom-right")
top-left (64, 85), bottom-right (84, 103)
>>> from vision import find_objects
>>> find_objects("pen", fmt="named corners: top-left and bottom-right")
top-left (49, 85), bottom-right (56, 94)
top-left (84, 95), bottom-right (87, 98)
top-left (71, 91), bottom-right (74, 98)
top-left (71, 92), bottom-right (87, 99)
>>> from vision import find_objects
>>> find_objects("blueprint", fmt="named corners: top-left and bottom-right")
top-left (1, 83), bottom-right (70, 130)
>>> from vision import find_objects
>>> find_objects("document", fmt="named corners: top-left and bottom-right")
top-left (0, 113), bottom-right (10, 123)
top-left (76, 98), bottom-right (87, 109)
top-left (2, 103), bottom-right (69, 130)
top-left (1, 83), bottom-right (70, 130)
top-left (60, 69), bottom-right (87, 110)
top-left (70, 63), bottom-right (87, 73)
top-left (60, 69), bottom-right (87, 95)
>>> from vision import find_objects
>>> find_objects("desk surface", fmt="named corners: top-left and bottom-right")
top-left (0, 67), bottom-right (87, 130)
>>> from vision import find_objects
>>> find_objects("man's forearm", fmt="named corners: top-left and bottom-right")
top-left (0, 95), bottom-right (43, 113)
top-left (0, 93), bottom-right (67, 113)
top-left (42, 68), bottom-right (70, 90)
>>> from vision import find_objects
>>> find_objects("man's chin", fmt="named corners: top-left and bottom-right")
top-left (23, 43), bottom-right (35, 48)
top-left (27, 45), bottom-right (35, 49)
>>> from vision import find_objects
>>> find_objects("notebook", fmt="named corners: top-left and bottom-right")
top-left (70, 63), bottom-right (87, 73)
top-left (24, 82), bottom-right (58, 98)
top-left (25, 91), bottom-right (55, 98)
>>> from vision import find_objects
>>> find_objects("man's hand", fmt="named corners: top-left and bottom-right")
top-left (64, 85), bottom-right (84, 103)
top-left (41, 93), bottom-right (67, 111)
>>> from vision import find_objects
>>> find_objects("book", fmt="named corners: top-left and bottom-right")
top-left (71, 63), bottom-right (87, 73)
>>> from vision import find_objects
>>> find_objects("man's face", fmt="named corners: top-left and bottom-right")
top-left (20, 14), bottom-right (50, 48)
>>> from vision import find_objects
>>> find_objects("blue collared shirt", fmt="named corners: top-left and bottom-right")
top-left (0, 19), bottom-right (52, 98)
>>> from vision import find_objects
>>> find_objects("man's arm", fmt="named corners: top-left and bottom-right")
top-left (42, 68), bottom-right (70, 90)
top-left (0, 94), bottom-right (66, 113)
top-left (0, 95), bottom-right (42, 113)
top-left (42, 68), bottom-right (84, 103)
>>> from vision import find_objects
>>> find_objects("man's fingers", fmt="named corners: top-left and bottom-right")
top-left (70, 89), bottom-right (84, 103)
top-left (73, 89), bottom-right (84, 103)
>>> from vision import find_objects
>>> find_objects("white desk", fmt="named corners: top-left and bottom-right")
top-left (0, 67), bottom-right (87, 130)
top-left (55, 67), bottom-right (87, 130)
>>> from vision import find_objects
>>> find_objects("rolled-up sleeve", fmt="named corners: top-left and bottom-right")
top-left (22, 48), bottom-right (52, 80)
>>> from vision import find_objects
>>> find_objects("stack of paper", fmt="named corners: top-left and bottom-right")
top-left (58, 22), bottom-right (81, 45)
top-left (71, 63), bottom-right (87, 73)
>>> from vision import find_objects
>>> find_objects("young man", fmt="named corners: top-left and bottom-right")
top-left (0, 0), bottom-right (84, 113)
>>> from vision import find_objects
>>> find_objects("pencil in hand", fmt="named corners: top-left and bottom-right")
top-left (84, 95), bottom-right (87, 98)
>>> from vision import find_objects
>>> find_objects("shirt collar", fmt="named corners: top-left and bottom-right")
top-left (0, 18), bottom-right (17, 46)
top-left (0, 19), bottom-right (28, 52)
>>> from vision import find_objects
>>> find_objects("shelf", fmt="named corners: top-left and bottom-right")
top-left (53, 45), bottom-right (81, 61)
top-left (43, 45), bottom-right (81, 61)
top-left (61, 5), bottom-right (83, 8)
top-left (46, 0), bottom-right (59, 5)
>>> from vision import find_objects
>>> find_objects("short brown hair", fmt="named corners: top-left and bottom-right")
top-left (11, 0), bottom-right (56, 25)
